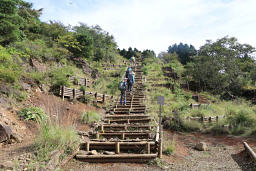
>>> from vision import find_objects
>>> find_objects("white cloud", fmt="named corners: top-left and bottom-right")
top-left (28, 0), bottom-right (256, 54)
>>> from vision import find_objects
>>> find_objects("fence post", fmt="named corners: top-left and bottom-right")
top-left (103, 94), bottom-right (105, 103)
top-left (62, 86), bottom-right (64, 101)
top-left (95, 92), bottom-right (97, 104)
top-left (73, 88), bottom-right (76, 100)
top-left (83, 90), bottom-right (86, 103)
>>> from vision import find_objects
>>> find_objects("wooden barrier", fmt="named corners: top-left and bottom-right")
top-left (186, 115), bottom-right (224, 123)
top-left (59, 86), bottom-right (113, 103)
top-left (68, 76), bottom-right (91, 87)
top-left (243, 142), bottom-right (256, 162)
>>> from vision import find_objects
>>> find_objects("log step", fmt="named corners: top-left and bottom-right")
top-left (104, 118), bottom-right (152, 124)
top-left (98, 124), bottom-right (153, 131)
top-left (92, 132), bottom-right (151, 140)
top-left (105, 114), bottom-right (149, 119)
top-left (75, 153), bottom-right (157, 163)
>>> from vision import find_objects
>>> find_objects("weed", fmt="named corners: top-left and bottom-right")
top-left (19, 106), bottom-right (47, 123)
top-left (81, 110), bottom-right (100, 124)
top-left (148, 158), bottom-right (169, 169)
top-left (35, 122), bottom-right (79, 162)
top-left (163, 137), bottom-right (176, 156)
top-left (26, 71), bottom-right (45, 84)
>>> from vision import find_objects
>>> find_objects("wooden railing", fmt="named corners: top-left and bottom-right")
top-left (68, 76), bottom-right (91, 87)
top-left (59, 86), bottom-right (113, 103)
top-left (186, 115), bottom-right (225, 123)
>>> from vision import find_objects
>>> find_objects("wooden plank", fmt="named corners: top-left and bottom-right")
top-left (243, 142), bottom-right (256, 162)
top-left (76, 154), bottom-right (157, 159)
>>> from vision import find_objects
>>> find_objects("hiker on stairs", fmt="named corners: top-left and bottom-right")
top-left (119, 78), bottom-right (127, 105)
top-left (125, 67), bottom-right (132, 78)
top-left (128, 71), bottom-right (135, 93)
top-left (130, 56), bottom-right (136, 66)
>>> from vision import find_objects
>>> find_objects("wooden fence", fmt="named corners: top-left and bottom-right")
top-left (185, 115), bottom-right (224, 123)
top-left (59, 86), bottom-right (113, 103)
top-left (68, 76), bottom-right (91, 87)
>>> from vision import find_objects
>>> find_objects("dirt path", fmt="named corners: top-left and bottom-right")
top-left (63, 160), bottom-right (161, 171)
top-left (162, 131), bottom-right (256, 170)
top-left (63, 130), bottom-right (256, 170)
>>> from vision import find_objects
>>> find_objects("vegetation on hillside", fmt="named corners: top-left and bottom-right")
top-left (142, 37), bottom-right (256, 136)
top-left (0, 0), bottom-right (127, 104)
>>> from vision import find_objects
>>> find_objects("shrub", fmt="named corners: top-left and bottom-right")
top-left (80, 85), bottom-right (86, 91)
top-left (226, 106), bottom-right (256, 134)
top-left (0, 46), bottom-right (22, 83)
top-left (168, 116), bottom-right (202, 132)
top-left (163, 138), bottom-right (175, 156)
top-left (35, 123), bottom-right (79, 162)
top-left (81, 111), bottom-right (100, 124)
top-left (19, 106), bottom-right (47, 123)
top-left (50, 66), bottom-right (79, 88)
top-left (207, 120), bottom-right (229, 135)
top-left (27, 71), bottom-right (44, 84)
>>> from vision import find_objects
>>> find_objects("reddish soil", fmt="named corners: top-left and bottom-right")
top-left (161, 130), bottom-right (256, 170)
top-left (27, 91), bottom-right (105, 131)
top-left (0, 90), bottom-right (104, 167)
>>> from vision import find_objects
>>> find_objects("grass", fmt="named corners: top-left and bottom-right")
top-left (92, 65), bottom-right (126, 96)
top-left (81, 110), bottom-right (100, 124)
top-left (163, 137), bottom-right (176, 156)
top-left (35, 122), bottom-right (79, 162)
top-left (143, 56), bottom-right (256, 136)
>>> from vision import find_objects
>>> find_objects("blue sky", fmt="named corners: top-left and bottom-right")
top-left (26, 0), bottom-right (256, 54)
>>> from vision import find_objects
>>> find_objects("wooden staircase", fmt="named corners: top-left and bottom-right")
top-left (75, 60), bottom-right (159, 163)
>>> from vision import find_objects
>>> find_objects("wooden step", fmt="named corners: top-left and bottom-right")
top-left (98, 124), bottom-right (153, 131)
top-left (104, 118), bottom-right (152, 124)
top-left (76, 153), bottom-right (157, 163)
top-left (80, 141), bottom-right (155, 151)
top-left (105, 114), bottom-right (149, 119)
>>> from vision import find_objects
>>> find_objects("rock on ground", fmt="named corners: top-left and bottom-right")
top-left (195, 142), bottom-right (208, 151)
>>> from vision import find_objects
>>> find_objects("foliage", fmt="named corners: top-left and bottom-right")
top-left (142, 49), bottom-right (156, 59)
top-left (19, 106), bottom-right (47, 122)
top-left (50, 66), bottom-right (82, 88)
top-left (119, 47), bottom-right (141, 59)
top-left (27, 71), bottom-right (44, 84)
top-left (12, 39), bottom-right (70, 62)
top-left (163, 137), bottom-right (175, 155)
top-left (186, 36), bottom-right (256, 97)
top-left (81, 110), bottom-right (100, 124)
top-left (168, 43), bottom-right (197, 64)
top-left (35, 122), bottom-right (79, 162)
top-left (148, 158), bottom-right (169, 169)
top-left (0, 45), bottom-right (22, 83)
top-left (0, 0), bottom-right (24, 45)
top-left (158, 51), bottom-right (179, 64)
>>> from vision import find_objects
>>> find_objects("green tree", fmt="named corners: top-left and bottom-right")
top-left (0, 0), bottom-right (24, 45)
top-left (186, 37), bottom-right (255, 97)
top-left (168, 43), bottom-right (197, 64)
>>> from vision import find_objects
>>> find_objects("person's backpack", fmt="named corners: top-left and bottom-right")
top-left (131, 74), bottom-right (135, 84)
top-left (128, 73), bottom-right (133, 84)
top-left (119, 81), bottom-right (125, 91)
top-left (125, 68), bottom-right (131, 78)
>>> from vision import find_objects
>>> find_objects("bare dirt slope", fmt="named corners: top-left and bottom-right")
top-left (0, 91), bottom-right (104, 169)
top-left (163, 131), bottom-right (256, 170)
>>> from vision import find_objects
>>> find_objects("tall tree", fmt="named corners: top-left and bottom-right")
top-left (0, 0), bottom-right (24, 45)
top-left (168, 43), bottom-right (197, 64)
top-left (186, 37), bottom-right (255, 97)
